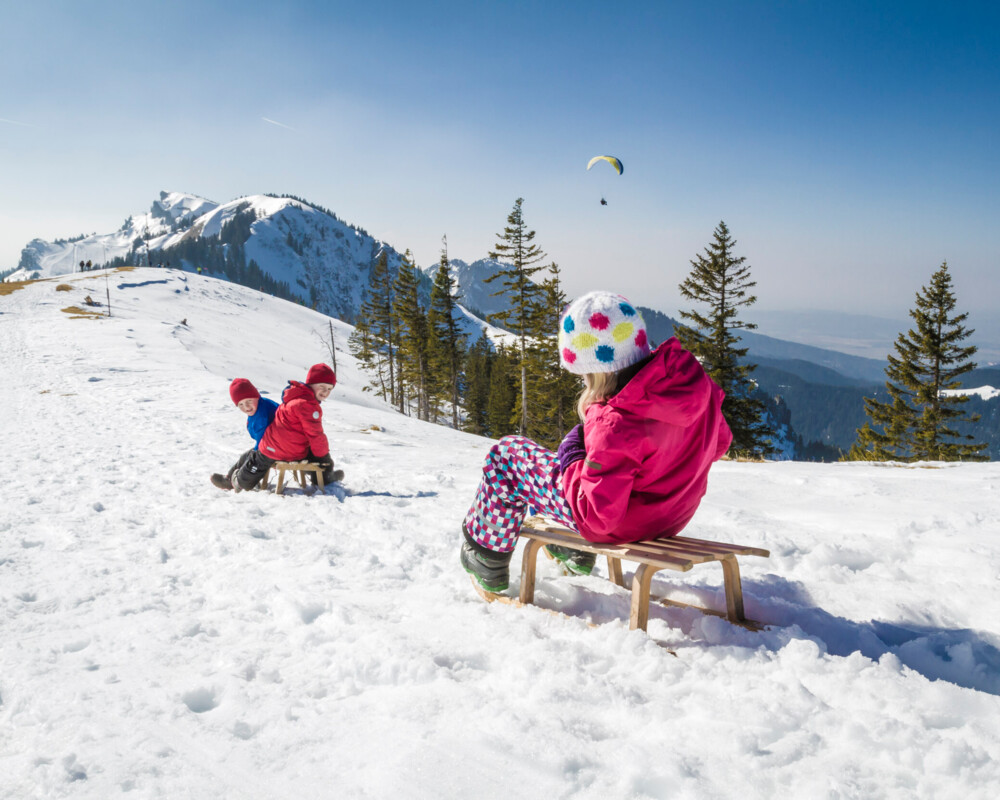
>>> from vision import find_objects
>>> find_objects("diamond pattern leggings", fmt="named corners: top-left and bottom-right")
top-left (464, 436), bottom-right (578, 553)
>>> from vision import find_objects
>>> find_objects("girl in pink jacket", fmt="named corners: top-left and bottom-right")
top-left (461, 291), bottom-right (733, 594)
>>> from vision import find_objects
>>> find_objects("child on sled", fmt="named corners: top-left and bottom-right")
top-left (461, 291), bottom-right (733, 593)
top-left (210, 378), bottom-right (279, 491)
top-left (231, 363), bottom-right (344, 492)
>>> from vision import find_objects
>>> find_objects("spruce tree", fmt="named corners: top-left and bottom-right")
top-left (462, 332), bottom-right (493, 436)
top-left (521, 263), bottom-right (581, 448)
top-left (675, 220), bottom-right (772, 457)
top-left (849, 261), bottom-right (987, 462)
top-left (392, 250), bottom-right (430, 419)
top-left (487, 198), bottom-right (547, 435)
top-left (428, 243), bottom-right (467, 428)
top-left (352, 248), bottom-right (396, 404)
top-left (349, 315), bottom-right (390, 398)
top-left (486, 344), bottom-right (518, 437)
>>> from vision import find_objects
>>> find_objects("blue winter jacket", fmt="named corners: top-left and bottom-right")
top-left (247, 397), bottom-right (279, 448)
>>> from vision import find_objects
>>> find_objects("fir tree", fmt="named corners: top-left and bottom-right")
top-left (486, 344), bottom-right (518, 437)
top-left (428, 241), bottom-right (467, 428)
top-left (393, 250), bottom-right (431, 419)
top-left (352, 249), bottom-right (396, 404)
top-left (521, 263), bottom-right (580, 447)
top-left (849, 261), bottom-right (987, 462)
top-left (348, 316), bottom-right (389, 397)
top-left (487, 198), bottom-right (547, 435)
top-left (675, 220), bottom-right (772, 457)
top-left (462, 332), bottom-right (493, 436)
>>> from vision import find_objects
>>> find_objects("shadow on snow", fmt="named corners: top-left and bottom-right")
top-left (525, 565), bottom-right (1000, 696)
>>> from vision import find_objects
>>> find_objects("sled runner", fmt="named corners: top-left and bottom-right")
top-left (517, 517), bottom-right (769, 632)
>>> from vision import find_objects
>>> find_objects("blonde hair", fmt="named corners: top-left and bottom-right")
top-left (577, 372), bottom-right (619, 422)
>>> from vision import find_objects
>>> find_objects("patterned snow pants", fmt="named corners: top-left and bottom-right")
top-left (464, 436), bottom-right (578, 553)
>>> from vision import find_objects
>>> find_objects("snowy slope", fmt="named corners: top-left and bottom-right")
top-left (2, 270), bottom-right (1000, 799)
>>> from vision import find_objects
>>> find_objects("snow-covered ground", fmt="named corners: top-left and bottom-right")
top-left (942, 385), bottom-right (1000, 401)
top-left (2, 269), bottom-right (999, 799)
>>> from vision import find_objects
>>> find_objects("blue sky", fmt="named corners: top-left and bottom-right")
top-left (2, 0), bottom-right (998, 319)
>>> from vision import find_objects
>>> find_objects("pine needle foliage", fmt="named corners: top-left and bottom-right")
top-left (428, 244), bottom-right (467, 428)
top-left (392, 250), bottom-right (431, 419)
top-left (520, 263), bottom-right (581, 448)
top-left (848, 261), bottom-right (987, 462)
top-left (486, 344), bottom-right (519, 436)
top-left (675, 221), bottom-right (772, 457)
top-left (487, 198), bottom-right (548, 435)
top-left (349, 249), bottom-right (396, 403)
top-left (462, 332), bottom-right (494, 436)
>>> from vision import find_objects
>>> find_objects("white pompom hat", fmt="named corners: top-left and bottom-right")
top-left (558, 291), bottom-right (651, 374)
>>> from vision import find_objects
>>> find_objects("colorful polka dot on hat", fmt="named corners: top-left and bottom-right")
top-left (558, 291), bottom-right (651, 374)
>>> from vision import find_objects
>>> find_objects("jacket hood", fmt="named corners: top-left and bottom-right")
top-left (281, 380), bottom-right (317, 404)
top-left (607, 338), bottom-right (714, 427)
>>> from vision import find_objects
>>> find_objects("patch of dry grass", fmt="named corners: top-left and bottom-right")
top-left (3, 264), bottom-right (137, 300)
top-left (0, 280), bottom-right (30, 296)
top-left (61, 305), bottom-right (104, 320)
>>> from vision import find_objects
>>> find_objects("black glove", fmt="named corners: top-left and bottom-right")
top-left (311, 452), bottom-right (334, 469)
top-left (556, 424), bottom-right (586, 472)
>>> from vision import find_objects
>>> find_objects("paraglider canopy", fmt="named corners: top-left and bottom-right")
top-left (587, 155), bottom-right (623, 175)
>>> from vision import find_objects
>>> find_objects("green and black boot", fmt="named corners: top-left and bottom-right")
top-left (545, 544), bottom-right (597, 576)
top-left (460, 529), bottom-right (513, 593)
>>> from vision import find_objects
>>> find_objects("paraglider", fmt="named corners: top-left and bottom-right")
top-left (587, 155), bottom-right (622, 206)
top-left (587, 155), bottom-right (623, 175)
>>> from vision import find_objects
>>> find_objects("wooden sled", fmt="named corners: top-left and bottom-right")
top-left (518, 517), bottom-right (770, 633)
top-left (262, 461), bottom-right (325, 495)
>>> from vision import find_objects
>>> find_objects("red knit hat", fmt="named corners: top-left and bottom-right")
top-left (229, 378), bottom-right (260, 405)
top-left (306, 363), bottom-right (337, 386)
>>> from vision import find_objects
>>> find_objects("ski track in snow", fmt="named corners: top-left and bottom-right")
top-left (2, 269), bottom-right (1000, 799)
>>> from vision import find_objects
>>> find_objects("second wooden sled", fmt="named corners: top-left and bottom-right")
top-left (262, 461), bottom-right (325, 495)
top-left (518, 517), bottom-right (769, 633)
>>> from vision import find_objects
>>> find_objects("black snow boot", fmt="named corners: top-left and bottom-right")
top-left (210, 473), bottom-right (233, 491)
top-left (545, 544), bottom-right (597, 576)
top-left (460, 529), bottom-right (513, 593)
top-left (314, 467), bottom-right (345, 485)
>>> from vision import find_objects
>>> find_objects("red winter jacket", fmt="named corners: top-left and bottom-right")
top-left (560, 338), bottom-right (732, 544)
top-left (258, 381), bottom-right (330, 461)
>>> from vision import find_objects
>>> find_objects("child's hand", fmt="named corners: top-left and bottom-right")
top-left (557, 425), bottom-right (586, 472)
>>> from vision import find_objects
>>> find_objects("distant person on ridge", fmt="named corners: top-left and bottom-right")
top-left (231, 363), bottom-right (343, 492)
top-left (211, 378), bottom-right (278, 491)
top-left (460, 291), bottom-right (733, 594)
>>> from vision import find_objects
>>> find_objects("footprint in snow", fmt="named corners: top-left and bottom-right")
top-left (181, 686), bottom-right (220, 713)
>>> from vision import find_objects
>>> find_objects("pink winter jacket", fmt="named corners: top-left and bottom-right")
top-left (560, 338), bottom-right (733, 544)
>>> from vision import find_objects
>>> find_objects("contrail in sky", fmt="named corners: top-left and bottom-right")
top-left (0, 117), bottom-right (34, 127)
top-left (262, 117), bottom-right (297, 132)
